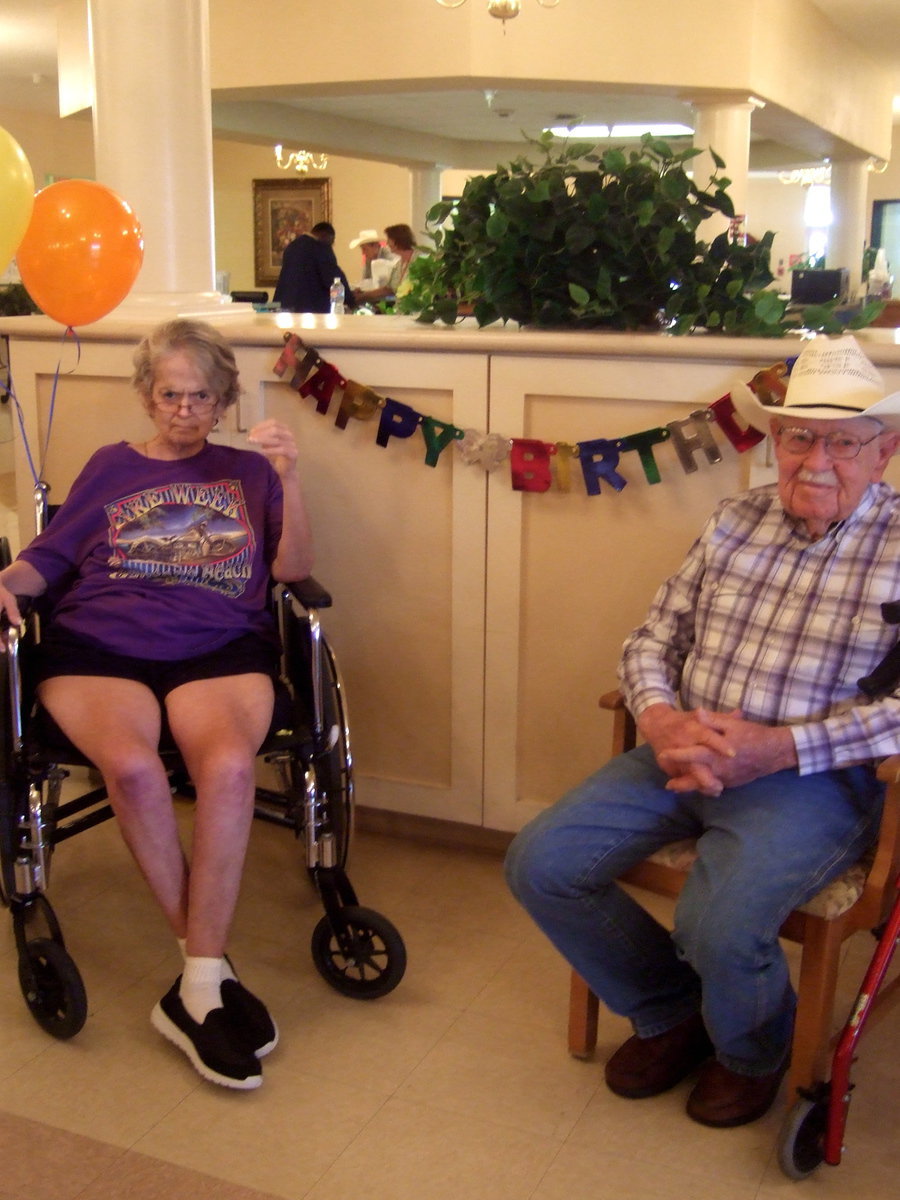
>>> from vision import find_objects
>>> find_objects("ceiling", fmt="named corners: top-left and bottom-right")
top-left (1, 0), bottom-right (898, 163)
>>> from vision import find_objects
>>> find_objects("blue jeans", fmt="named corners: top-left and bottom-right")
top-left (505, 744), bottom-right (883, 1076)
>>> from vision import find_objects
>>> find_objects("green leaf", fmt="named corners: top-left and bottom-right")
top-left (660, 171), bottom-right (690, 201)
top-left (753, 290), bottom-right (785, 323)
top-left (434, 297), bottom-right (460, 326)
top-left (602, 148), bottom-right (627, 175)
top-left (636, 198), bottom-right (655, 226)
top-left (710, 148), bottom-right (726, 170)
top-left (426, 200), bottom-right (456, 225)
top-left (565, 222), bottom-right (597, 254)
top-left (486, 210), bottom-right (510, 239)
top-left (657, 226), bottom-right (675, 256)
top-left (527, 179), bottom-right (552, 203)
top-left (568, 282), bottom-right (591, 306)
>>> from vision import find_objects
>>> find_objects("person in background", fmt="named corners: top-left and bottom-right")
top-left (506, 335), bottom-right (900, 1129)
top-left (348, 228), bottom-right (396, 291)
top-left (274, 221), bottom-right (355, 314)
top-left (0, 319), bottom-right (314, 1091)
top-left (352, 223), bottom-right (421, 306)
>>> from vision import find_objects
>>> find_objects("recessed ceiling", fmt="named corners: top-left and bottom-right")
top-left (1, 0), bottom-right (898, 165)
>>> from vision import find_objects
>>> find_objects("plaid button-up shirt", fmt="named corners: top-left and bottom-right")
top-left (619, 482), bottom-right (900, 775)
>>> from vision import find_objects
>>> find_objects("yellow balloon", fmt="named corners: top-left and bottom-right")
top-left (0, 127), bottom-right (35, 276)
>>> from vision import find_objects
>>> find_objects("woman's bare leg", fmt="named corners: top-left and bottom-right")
top-left (164, 672), bottom-right (274, 958)
top-left (37, 675), bottom-right (190, 935)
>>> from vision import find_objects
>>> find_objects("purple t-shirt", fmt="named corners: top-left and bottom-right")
top-left (18, 441), bottom-right (284, 660)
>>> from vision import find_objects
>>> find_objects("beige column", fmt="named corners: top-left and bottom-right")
top-left (88, 0), bottom-right (231, 313)
top-left (689, 98), bottom-right (754, 241)
top-left (828, 158), bottom-right (869, 295)
top-left (410, 167), bottom-right (443, 242)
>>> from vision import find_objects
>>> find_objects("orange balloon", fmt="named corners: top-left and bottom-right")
top-left (17, 180), bottom-right (144, 327)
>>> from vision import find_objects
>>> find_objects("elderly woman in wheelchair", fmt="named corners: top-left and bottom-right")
top-left (0, 318), bottom-right (314, 1090)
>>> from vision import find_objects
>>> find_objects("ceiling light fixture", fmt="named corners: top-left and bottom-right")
top-left (274, 144), bottom-right (328, 174)
top-left (436, 0), bottom-right (561, 26)
top-left (546, 122), bottom-right (694, 139)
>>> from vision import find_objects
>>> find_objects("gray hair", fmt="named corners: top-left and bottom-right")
top-left (132, 319), bottom-right (241, 410)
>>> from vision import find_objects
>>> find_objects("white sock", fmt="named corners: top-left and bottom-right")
top-left (178, 938), bottom-right (237, 984)
top-left (180, 956), bottom-right (225, 1024)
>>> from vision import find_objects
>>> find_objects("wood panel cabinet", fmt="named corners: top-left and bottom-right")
top-left (4, 317), bottom-right (900, 832)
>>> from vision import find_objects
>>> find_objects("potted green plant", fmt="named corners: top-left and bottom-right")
top-left (0, 282), bottom-right (39, 316)
top-left (399, 132), bottom-right (882, 336)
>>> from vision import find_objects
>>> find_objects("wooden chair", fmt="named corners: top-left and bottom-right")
top-left (568, 690), bottom-right (900, 1105)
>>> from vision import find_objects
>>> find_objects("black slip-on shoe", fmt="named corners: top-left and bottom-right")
top-left (151, 979), bottom-right (262, 1090)
top-left (220, 977), bottom-right (279, 1057)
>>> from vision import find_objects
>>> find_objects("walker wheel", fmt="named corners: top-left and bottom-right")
top-left (18, 937), bottom-right (88, 1039)
top-left (311, 905), bottom-right (406, 999)
top-left (777, 1095), bottom-right (828, 1180)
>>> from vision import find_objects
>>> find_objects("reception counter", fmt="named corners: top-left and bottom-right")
top-left (3, 312), bottom-right (900, 834)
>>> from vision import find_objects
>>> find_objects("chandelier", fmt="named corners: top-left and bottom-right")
top-left (274, 144), bottom-right (328, 174)
top-left (435, 0), bottom-right (561, 24)
top-left (778, 158), bottom-right (889, 187)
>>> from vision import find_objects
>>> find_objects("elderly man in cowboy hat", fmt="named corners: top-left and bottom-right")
top-left (348, 228), bottom-right (396, 297)
top-left (506, 335), bottom-right (900, 1128)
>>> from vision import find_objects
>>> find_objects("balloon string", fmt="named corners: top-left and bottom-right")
top-left (0, 326), bottom-right (82, 488)
top-left (37, 327), bottom-right (81, 480)
top-left (6, 385), bottom-right (40, 488)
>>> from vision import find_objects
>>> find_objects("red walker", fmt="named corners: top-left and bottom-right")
top-left (778, 869), bottom-right (900, 1178)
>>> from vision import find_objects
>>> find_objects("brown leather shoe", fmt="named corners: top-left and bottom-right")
top-left (605, 1013), bottom-right (713, 1099)
top-left (686, 1058), bottom-right (788, 1127)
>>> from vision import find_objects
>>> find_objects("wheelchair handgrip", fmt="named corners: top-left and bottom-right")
top-left (0, 595), bottom-right (34, 632)
top-left (283, 576), bottom-right (333, 610)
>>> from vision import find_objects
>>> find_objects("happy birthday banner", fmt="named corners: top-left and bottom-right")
top-left (272, 334), bottom-right (791, 496)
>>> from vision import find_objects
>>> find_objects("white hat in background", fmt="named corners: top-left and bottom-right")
top-left (349, 228), bottom-right (382, 249)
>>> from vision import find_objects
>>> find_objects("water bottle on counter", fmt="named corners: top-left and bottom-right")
top-left (329, 276), bottom-right (345, 315)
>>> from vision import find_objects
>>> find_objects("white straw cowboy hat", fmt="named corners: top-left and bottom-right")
top-left (731, 335), bottom-right (900, 433)
top-left (348, 228), bottom-right (382, 249)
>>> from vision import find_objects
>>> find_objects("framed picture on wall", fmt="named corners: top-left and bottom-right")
top-left (252, 177), bottom-right (332, 287)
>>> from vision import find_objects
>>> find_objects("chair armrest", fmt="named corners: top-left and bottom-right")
top-left (282, 576), bottom-right (333, 610)
top-left (856, 755), bottom-right (900, 924)
top-left (598, 687), bottom-right (637, 755)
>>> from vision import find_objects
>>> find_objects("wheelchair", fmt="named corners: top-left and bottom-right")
top-left (0, 520), bottom-right (406, 1040)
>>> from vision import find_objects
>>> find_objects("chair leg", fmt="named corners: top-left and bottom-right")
top-left (787, 916), bottom-right (847, 1102)
top-left (568, 970), bottom-right (599, 1058)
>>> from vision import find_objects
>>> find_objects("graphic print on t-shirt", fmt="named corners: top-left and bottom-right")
top-left (105, 479), bottom-right (255, 598)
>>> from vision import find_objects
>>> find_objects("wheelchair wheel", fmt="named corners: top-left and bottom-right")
top-left (777, 1095), bottom-right (828, 1179)
top-left (315, 637), bottom-right (353, 870)
top-left (18, 936), bottom-right (88, 1039)
top-left (310, 905), bottom-right (406, 999)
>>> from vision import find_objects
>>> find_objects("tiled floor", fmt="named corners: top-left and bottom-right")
top-left (0, 791), bottom-right (897, 1200)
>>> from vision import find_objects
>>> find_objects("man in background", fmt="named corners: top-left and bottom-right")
top-left (274, 222), bottom-right (355, 314)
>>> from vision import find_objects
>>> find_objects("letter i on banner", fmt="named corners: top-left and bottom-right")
top-left (666, 410), bottom-right (722, 474)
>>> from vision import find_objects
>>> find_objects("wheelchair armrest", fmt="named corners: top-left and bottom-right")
top-left (281, 576), bottom-right (333, 610)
